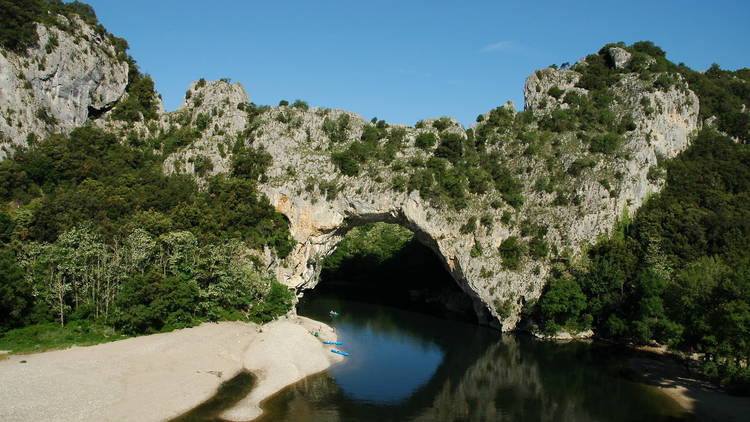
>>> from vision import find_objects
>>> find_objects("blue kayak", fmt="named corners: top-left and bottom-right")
top-left (323, 341), bottom-right (343, 345)
top-left (331, 349), bottom-right (350, 357)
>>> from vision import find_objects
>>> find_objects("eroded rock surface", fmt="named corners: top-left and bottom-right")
top-left (160, 63), bottom-right (698, 329)
top-left (0, 23), bottom-right (700, 329)
top-left (0, 16), bottom-right (128, 157)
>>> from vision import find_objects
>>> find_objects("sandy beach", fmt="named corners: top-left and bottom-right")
top-left (0, 316), bottom-right (342, 422)
top-left (628, 354), bottom-right (750, 422)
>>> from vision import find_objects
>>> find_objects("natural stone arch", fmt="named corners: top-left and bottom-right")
top-left (282, 207), bottom-right (497, 327)
top-left (157, 70), bottom-right (699, 330)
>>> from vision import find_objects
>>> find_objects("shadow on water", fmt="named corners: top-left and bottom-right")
top-left (165, 294), bottom-right (697, 422)
top-left (168, 372), bottom-right (255, 422)
top-left (253, 294), bottom-right (692, 422)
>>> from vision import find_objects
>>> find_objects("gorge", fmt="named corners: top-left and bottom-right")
top-left (0, 2), bottom-right (749, 421)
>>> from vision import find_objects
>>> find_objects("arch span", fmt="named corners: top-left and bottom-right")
top-left (160, 69), bottom-right (699, 330)
top-left (304, 220), bottom-right (490, 325)
top-left (265, 191), bottom-right (511, 329)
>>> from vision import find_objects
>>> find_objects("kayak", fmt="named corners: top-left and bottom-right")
top-left (329, 311), bottom-right (340, 317)
top-left (331, 349), bottom-right (350, 357)
top-left (323, 341), bottom-right (343, 345)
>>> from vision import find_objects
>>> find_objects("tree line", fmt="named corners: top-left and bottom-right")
top-left (0, 125), bottom-right (294, 342)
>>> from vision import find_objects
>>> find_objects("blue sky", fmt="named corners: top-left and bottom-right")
top-left (85, 0), bottom-right (750, 127)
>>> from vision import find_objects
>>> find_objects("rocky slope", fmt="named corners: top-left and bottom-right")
top-left (0, 19), bottom-right (700, 330)
top-left (154, 48), bottom-right (699, 329)
top-left (0, 15), bottom-right (128, 158)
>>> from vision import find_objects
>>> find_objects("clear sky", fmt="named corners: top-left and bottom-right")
top-left (84, 0), bottom-right (750, 127)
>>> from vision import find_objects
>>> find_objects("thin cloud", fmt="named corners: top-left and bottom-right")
top-left (480, 41), bottom-right (516, 53)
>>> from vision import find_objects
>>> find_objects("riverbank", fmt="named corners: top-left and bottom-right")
top-left (0, 316), bottom-right (342, 422)
top-left (625, 351), bottom-right (750, 422)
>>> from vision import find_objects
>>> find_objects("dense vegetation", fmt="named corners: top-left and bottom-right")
top-left (535, 129), bottom-right (749, 391)
top-left (110, 59), bottom-right (159, 122)
top-left (0, 0), bottom-right (126, 56)
top-left (329, 113), bottom-right (526, 211)
top-left (530, 44), bottom-right (750, 392)
top-left (0, 125), bottom-right (295, 349)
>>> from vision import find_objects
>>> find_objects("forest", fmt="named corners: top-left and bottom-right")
top-left (528, 44), bottom-right (750, 391)
top-left (0, 124), bottom-right (295, 352)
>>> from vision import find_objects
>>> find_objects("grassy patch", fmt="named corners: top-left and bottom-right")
top-left (0, 321), bottom-right (129, 354)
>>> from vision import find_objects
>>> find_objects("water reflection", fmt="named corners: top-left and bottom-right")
top-left (257, 294), bottom-right (688, 422)
top-left (330, 320), bottom-right (444, 404)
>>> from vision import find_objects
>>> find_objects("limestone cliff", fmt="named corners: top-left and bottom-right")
top-left (0, 15), bottom-right (128, 157)
top-left (157, 53), bottom-right (698, 329)
top-left (0, 26), bottom-right (700, 330)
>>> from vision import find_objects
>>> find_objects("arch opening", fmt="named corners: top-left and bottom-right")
top-left (299, 221), bottom-right (481, 324)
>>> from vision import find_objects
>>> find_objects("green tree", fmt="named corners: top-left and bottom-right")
top-left (538, 277), bottom-right (588, 333)
top-left (499, 236), bottom-right (525, 270)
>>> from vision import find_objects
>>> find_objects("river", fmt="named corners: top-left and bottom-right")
top-left (251, 291), bottom-right (689, 422)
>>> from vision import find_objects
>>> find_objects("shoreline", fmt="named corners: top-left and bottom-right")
top-left (0, 316), bottom-right (342, 422)
top-left (624, 348), bottom-right (750, 422)
top-left (527, 332), bottom-right (750, 421)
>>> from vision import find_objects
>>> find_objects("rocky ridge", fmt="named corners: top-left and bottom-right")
top-left (0, 20), bottom-right (700, 330)
top-left (0, 15), bottom-right (128, 158)
top-left (153, 60), bottom-right (698, 329)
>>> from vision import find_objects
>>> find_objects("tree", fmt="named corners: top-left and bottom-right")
top-left (414, 132), bottom-right (437, 150)
top-left (499, 236), bottom-right (525, 270)
top-left (0, 248), bottom-right (32, 331)
top-left (291, 99), bottom-right (309, 111)
top-left (434, 132), bottom-right (464, 165)
top-left (231, 145), bottom-right (272, 181)
top-left (538, 277), bottom-right (588, 333)
top-left (0, 0), bottom-right (44, 53)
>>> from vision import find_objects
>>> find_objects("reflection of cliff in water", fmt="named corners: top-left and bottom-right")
top-left (258, 334), bottom-right (688, 422)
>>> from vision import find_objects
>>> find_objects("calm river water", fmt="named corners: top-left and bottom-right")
top-left (252, 292), bottom-right (689, 422)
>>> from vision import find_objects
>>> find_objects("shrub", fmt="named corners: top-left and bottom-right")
top-left (432, 117), bottom-right (452, 131)
top-left (292, 99), bottom-right (309, 111)
top-left (434, 132), bottom-right (463, 164)
top-left (529, 236), bottom-right (549, 260)
top-left (567, 158), bottom-right (597, 176)
top-left (460, 216), bottom-right (477, 234)
top-left (392, 175), bottom-right (407, 192)
top-left (499, 236), bottom-right (526, 270)
top-left (192, 155), bottom-right (213, 177)
top-left (547, 86), bottom-right (564, 99)
top-left (538, 278), bottom-right (589, 333)
top-left (248, 280), bottom-right (293, 323)
top-left (195, 113), bottom-right (210, 132)
top-left (231, 145), bottom-right (272, 181)
top-left (323, 114), bottom-right (350, 143)
top-left (589, 133), bottom-right (623, 154)
top-left (414, 132), bottom-right (437, 150)
top-left (332, 151), bottom-right (360, 176)
top-left (111, 74), bottom-right (158, 122)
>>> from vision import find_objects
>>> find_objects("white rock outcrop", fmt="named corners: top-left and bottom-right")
top-left (0, 21), bottom-right (701, 330)
top-left (160, 63), bottom-right (698, 330)
top-left (608, 47), bottom-right (632, 69)
top-left (0, 16), bottom-right (128, 157)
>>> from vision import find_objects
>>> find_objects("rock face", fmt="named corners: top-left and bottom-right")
top-left (160, 64), bottom-right (698, 330)
top-left (608, 47), bottom-right (632, 69)
top-left (161, 80), bottom-right (250, 177)
top-left (0, 22), bottom-right (701, 330)
top-left (0, 16), bottom-right (128, 157)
